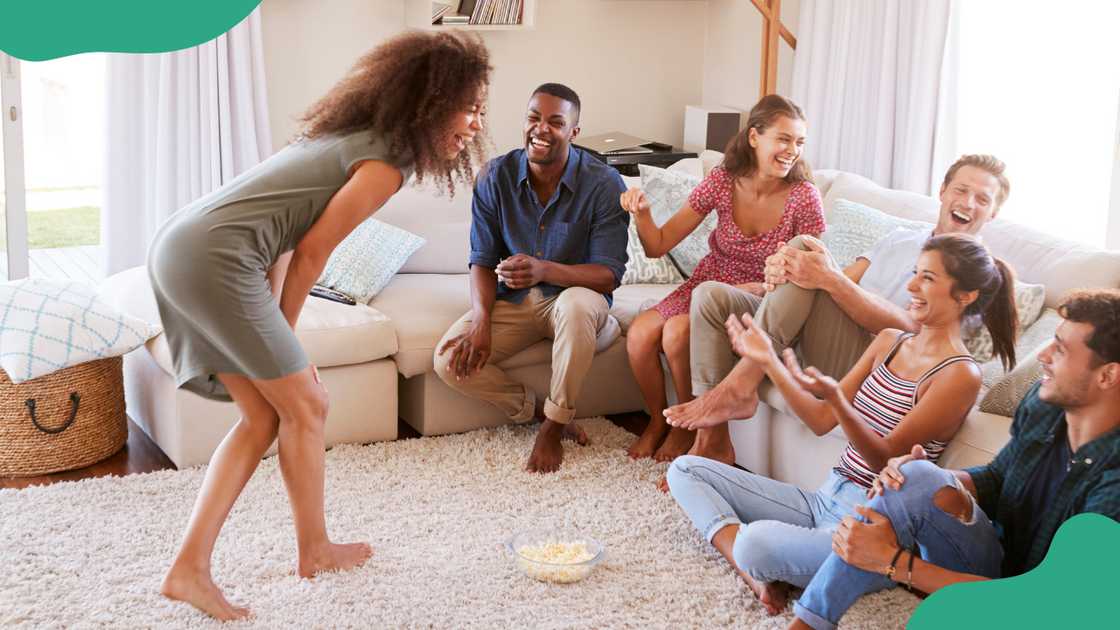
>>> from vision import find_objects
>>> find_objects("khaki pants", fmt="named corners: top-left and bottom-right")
top-left (433, 287), bottom-right (608, 424)
top-left (689, 237), bottom-right (874, 395)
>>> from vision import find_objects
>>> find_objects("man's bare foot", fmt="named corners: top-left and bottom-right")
top-left (664, 385), bottom-right (759, 430)
top-left (526, 419), bottom-right (566, 473)
top-left (161, 563), bottom-right (251, 621)
top-left (627, 414), bottom-right (669, 459)
top-left (652, 427), bottom-right (695, 462)
top-left (742, 571), bottom-right (791, 616)
top-left (297, 541), bottom-right (374, 579)
top-left (562, 421), bottom-right (590, 446)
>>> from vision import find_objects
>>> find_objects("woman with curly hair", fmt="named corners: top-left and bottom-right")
top-left (151, 31), bottom-right (491, 620)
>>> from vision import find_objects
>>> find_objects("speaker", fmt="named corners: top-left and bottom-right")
top-left (683, 105), bottom-right (746, 153)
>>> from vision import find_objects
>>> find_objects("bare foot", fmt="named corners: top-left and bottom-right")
top-left (664, 385), bottom-right (759, 430)
top-left (526, 419), bottom-right (566, 473)
top-left (656, 426), bottom-right (738, 494)
top-left (652, 427), bottom-right (695, 463)
top-left (161, 563), bottom-right (251, 621)
top-left (298, 541), bottom-right (374, 579)
top-left (627, 414), bottom-right (669, 459)
top-left (562, 421), bottom-right (590, 446)
top-left (742, 571), bottom-right (791, 616)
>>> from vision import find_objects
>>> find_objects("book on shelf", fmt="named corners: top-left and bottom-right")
top-left (432, 2), bottom-right (453, 23)
top-left (465, 0), bottom-right (523, 25)
top-left (440, 14), bottom-right (470, 25)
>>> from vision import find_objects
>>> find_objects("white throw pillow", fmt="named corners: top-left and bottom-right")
top-left (317, 218), bottom-right (426, 303)
top-left (639, 164), bottom-right (710, 277)
top-left (0, 279), bottom-right (161, 383)
top-left (822, 198), bottom-right (933, 268)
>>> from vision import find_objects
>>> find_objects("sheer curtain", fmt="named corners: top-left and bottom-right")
top-left (102, 8), bottom-right (271, 275)
top-left (790, 0), bottom-right (956, 194)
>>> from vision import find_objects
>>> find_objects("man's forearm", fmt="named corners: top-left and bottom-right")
top-left (541, 262), bottom-right (617, 294)
top-left (821, 271), bottom-right (918, 333)
top-left (469, 264), bottom-right (498, 320)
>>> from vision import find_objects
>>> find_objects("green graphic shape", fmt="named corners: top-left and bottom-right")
top-left (0, 1), bottom-right (261, 61)
top-left (910, 513), bottom-right (1120, 628)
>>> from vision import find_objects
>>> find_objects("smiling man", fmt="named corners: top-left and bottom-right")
top-left (789, 288), bottom-right (1120, 630)
top-left (434, 83), bottom-right (629, 473)
top-left (665, 154), bottom-right (1011, 467)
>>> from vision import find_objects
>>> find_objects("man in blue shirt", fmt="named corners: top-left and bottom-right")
top-left (434, 83), bottom-right (629, 473)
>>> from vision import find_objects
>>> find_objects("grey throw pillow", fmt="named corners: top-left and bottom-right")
top-left (621, 217), bottom-right (685, 284)
top-left (979, 308), bottom-right (1061, 416)
top-left (639, 164), bottom-right (710, 277)
top-left (962, 281), bottom-right (1047, 364)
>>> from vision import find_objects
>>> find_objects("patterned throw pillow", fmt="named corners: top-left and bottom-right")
top-left (639, 164), bottom-right (711, 277)
top-left (979, 308), bottom-right (1061, 416)
top-left (317, 218), bottom-right (426, 303)
top-left (822, 198), bottom-right (932, 268)
top-left (962, 281), bottom-right (1047, 364)
top-left (0, 279), bottom-right (161, 383)
top-left (621, 217), bottom-right (685, 285)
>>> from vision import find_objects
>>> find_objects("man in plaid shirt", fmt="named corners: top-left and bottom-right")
top-left (789, 289), bottom-right (1120, 630)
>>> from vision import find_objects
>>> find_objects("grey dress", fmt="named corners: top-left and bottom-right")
top-left (147, 130), bottom-right (414, 401)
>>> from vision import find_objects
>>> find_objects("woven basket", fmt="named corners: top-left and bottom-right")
top-left (0, 356), bottom-right (127, 477)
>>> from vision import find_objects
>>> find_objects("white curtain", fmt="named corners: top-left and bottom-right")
top-left (102, 8), bottom-right (271, 275)
top-left (790, 0), bottom-right (957, 194)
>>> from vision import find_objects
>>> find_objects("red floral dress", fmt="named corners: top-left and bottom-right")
top-left (652, 167), bottom-right (826, 320)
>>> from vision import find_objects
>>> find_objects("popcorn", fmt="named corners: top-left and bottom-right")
top-left (515, 541), bottom-right (596, 583)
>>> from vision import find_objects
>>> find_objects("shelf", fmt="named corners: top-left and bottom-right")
top-left (407, 0), bottom-right (537, 31)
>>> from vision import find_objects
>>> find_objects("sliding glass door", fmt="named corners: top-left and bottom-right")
top-left (0, 52), bottom-right (29, 280)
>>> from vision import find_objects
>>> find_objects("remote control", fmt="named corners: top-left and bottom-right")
top-left (310, 285), bottom-right (357, 305)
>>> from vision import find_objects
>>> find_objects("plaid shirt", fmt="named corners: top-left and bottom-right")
top-left (966, 382), bottom-right (1120, 575)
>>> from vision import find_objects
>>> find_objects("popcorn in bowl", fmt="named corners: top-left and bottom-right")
top-left (506, 530), bottom-right (605, 584)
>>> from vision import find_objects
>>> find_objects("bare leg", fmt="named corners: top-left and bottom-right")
top-left (788, 618), bottom-right (813, 630)
top-left (625, 310), bottom-right (671, 459)
top-left (653, 314), bottom-right (696, 462)
top-left (253, 367), bottom-right (372, 578)
top-left (711, 525), bottom-right (790, 616)
top-left (665, 356), bottom-right (764, 431)
top-left (161, 374), bottom-right (278, 621)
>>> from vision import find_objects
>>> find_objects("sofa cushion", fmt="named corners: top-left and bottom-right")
top-left (611, 283), bottom-right (678, 332)
top-left (821, 171), bottom-right (941, 224)
top-left (979, 219), bottom-right (1120, 308)
top-left (621, 216), bottom-right (685, 285)
top-left (641, 164), bottom-right (709, 276)
top-left (99, 266), bottom-right (398, 376)
top-left (317, 218), bottom-right (425, 302)
top-left (369, 273), bottom-right (469, 377)
top-left (373, 182), bottom-right (472, 275)
top-left (822, 198), bottom-right (933, 268)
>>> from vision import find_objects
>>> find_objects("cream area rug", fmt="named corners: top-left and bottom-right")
top-left (0, 418), bottom-right (920, 629)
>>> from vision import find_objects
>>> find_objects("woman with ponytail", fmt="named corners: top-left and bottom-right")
top-left (666, 232), bottom-right (1015, 615)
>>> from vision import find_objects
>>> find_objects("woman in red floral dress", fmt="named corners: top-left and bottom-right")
top-left (620, 95), bottom-right (825, 462)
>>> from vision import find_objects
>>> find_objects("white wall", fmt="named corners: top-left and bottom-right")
top-left (260, 0), bottom-right (708, 154)
top-left (701, 0), bottom-right (799, 112)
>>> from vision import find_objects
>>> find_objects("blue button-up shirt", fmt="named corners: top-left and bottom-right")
top-left (469, 146), bottom-right (629, 305)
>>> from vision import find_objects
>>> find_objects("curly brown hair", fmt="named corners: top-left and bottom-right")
top-left (1059, 289), bottom-right (1120, 366)
top-left (301, 30), bottom-right (492, 194)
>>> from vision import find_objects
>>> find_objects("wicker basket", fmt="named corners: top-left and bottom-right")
top-left (0, 356), bottom-right (127, 477)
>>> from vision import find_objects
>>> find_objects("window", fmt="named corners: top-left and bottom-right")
top-left (955, 0), bottom-right (1120, 247)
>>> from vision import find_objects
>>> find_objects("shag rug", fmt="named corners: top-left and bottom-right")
top-left (0, 418), bottom-right (920, 629)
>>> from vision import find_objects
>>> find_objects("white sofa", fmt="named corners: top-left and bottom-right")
top-left (100, 152), bottom-right (1120, 483)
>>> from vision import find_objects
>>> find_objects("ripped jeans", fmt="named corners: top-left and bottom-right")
top-left (794, 460), bottom-right (1004, 630)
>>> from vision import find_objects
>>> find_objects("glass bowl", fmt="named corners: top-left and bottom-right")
top-left (506, 529), bottom-right (605, 584)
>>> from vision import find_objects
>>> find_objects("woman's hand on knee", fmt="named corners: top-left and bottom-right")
top-left (869, 444), bottom-right (929, 499)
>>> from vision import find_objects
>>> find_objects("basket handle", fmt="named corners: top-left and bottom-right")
top-left (25, 393), bottom-right (81, 435)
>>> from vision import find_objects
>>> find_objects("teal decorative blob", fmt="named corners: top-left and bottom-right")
top-left (0, 1), bottom-right (261, 61)
top-left (910, 513), bottom-right (1120, 628)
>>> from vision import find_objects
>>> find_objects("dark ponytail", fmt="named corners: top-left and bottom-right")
top-left (985, 258), bottom-right (1017, 371)
top-left (923, 234), bottom-right (1018, 370)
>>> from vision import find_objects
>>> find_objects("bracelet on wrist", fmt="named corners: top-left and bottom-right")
top-left (885, 546), bottom-right (905, 579)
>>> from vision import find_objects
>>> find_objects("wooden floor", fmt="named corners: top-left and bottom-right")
top-left (0, 412), bottom-right (651, 490)
top-left (28, 245), bottom-right (105, 283)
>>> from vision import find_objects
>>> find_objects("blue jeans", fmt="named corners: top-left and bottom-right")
top-left (667, 455), bottom-right (869, 588)
top-left (794, 460), bottom-right (1004, 630)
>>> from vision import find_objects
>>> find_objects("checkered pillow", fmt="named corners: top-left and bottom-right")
top-left (0, 279), bottom-right (161, 383)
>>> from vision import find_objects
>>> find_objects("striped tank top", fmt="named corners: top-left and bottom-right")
top-left (835, 332), bottom-right (976, 488)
